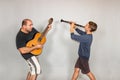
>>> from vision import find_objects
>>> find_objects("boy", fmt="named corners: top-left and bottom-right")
top-left (70, 21), bottom-right (97, 80)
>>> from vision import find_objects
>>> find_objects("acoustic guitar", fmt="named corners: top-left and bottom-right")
top-left (26, 18), bottom-right (53, 55)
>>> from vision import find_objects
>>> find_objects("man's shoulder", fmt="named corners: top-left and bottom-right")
top-left (32, 28), bottom-right (39, 33)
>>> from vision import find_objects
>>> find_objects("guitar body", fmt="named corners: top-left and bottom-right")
top-left (26, 32), bottom-right (46, 55)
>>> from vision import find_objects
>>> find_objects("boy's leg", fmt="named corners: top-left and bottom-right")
top-left (71, 68), bottom-right (80, 80)
top-left (87, 72), bottom-right (96, 80)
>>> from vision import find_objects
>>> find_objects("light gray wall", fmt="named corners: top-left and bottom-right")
top-left (0, 0), bottom-right (120, 80)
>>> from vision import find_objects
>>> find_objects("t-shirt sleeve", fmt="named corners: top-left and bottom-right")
top-left (16, 35), bottom-right (26, 49)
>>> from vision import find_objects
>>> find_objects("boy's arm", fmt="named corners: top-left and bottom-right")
top-left (71, 33), bottom-right (88, 42)
top-left (70, 22), bottom-right (88, 42)
top-left (75, 28), bottom-right (86, 35)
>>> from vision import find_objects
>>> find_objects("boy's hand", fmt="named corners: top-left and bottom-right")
top-left (70, 22), bottom-right (76, 33)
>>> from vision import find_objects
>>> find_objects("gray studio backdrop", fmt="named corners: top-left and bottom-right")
top-left (0, 0), bottom-right (120, 80)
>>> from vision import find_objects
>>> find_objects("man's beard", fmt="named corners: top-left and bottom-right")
top-left (26, 29), bottom-right (32, 33)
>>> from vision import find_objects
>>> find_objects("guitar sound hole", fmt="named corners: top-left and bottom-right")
top-left (32, 44), bottom-right (35, 47)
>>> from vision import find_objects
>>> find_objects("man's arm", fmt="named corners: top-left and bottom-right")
top-left (18, 44), bottom-right (43, 54)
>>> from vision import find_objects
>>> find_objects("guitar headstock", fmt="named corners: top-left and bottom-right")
top-left (48, 18), bottom-right (53, 25)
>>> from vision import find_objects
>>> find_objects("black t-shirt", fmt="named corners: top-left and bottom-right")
top-left (16, 28), bottom-right (38, 60)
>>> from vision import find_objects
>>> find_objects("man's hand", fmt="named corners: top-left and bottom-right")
top-left (18, 44), bottom-right (43, 54)
top-left (48, 25), bottom-right (52, 31)
top-left (35, 44), bottom-right (43, 49)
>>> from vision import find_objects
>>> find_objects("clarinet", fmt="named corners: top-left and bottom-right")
top-left (61, 19), bottom-right (84, 28)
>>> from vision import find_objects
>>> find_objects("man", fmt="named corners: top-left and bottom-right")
top-left (16, 19), bottom-right (52, 80)
top-left (70, 21), bottom-right (97, 80)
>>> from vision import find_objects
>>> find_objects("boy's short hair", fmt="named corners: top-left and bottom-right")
top-left (88, 21), bottom-right (97, 32)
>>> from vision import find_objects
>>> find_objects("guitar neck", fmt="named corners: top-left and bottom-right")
top-left (38, 25), bottom-right (49, 41)
top-left (38, 18), bottom-right (53, 41)
top-left (42, 25), bottom-right (49, 37)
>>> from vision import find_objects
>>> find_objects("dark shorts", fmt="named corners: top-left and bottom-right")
top-left (75, 57), bottom-right (90, 74)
